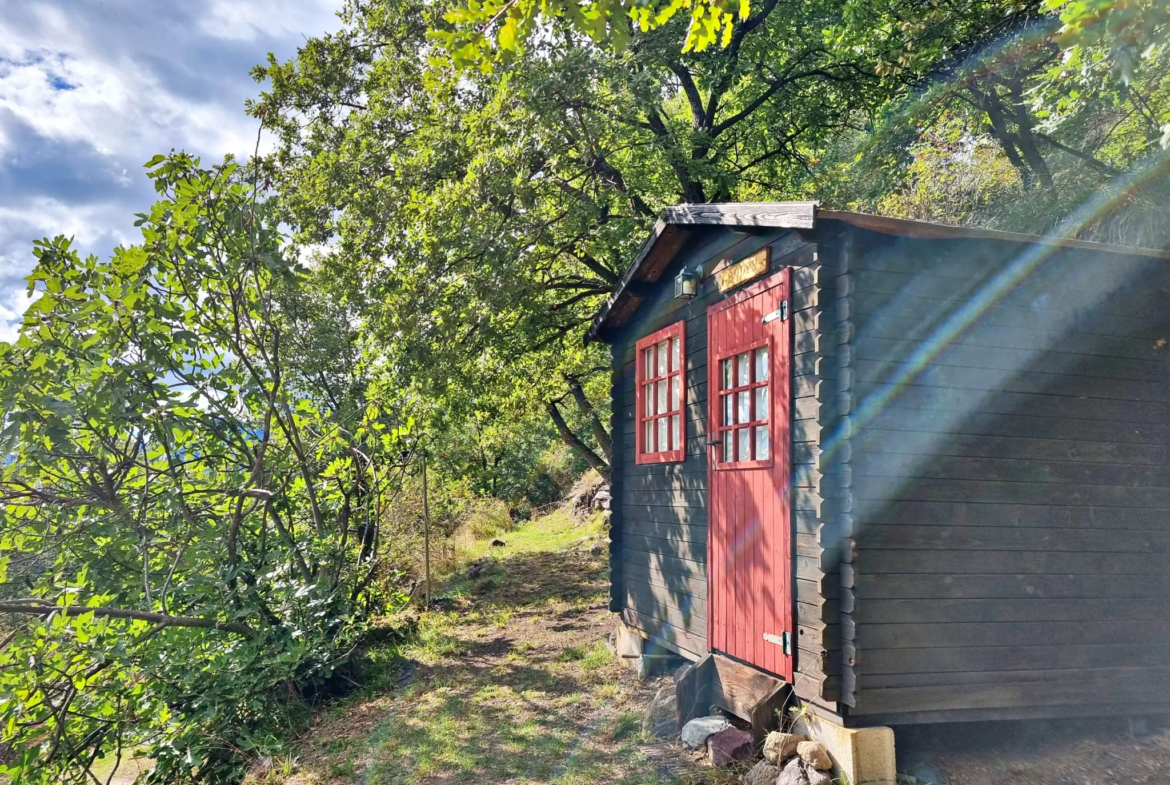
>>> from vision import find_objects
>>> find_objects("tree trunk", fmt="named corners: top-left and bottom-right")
top-left (567, 378), bottom-right (612, 461)
top-left (972, 86), bottom-right (1035, 190)
top-left (545, 400), bottom-right (610, 478)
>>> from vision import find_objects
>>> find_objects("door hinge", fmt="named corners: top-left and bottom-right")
top-left (763, 631), bottom-right (792, 655)
top-left (762, 301), bottom-right (788, 324)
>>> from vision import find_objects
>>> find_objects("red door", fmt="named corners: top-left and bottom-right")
top-left (706, 268), bottom-right (793, 680)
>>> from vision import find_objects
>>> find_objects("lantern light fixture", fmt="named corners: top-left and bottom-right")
top-left (674, 265), bottom-right (701, 299)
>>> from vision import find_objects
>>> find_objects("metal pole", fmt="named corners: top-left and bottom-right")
top-left (421, 446), bottom-right (431, 606)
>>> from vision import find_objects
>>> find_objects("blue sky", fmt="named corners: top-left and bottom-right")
top-left (0, 0), bottom-right (344, 341)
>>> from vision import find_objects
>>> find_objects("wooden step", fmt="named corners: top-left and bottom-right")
top-left (677, 653), bottom-right (793, 747)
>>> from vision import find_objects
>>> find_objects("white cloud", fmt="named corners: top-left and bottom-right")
top-left (199, 0), bottom-right (341, 42)
top-left (0, 0), bottom-right (344, 338)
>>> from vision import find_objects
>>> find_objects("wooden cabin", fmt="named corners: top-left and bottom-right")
top-left (587, 202), bottom-right (1170, 729)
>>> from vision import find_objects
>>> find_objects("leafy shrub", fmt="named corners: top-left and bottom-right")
top-left (464, 498), bottom-right (514, 540)
top-left (0, 155), bottom-right (408, 784)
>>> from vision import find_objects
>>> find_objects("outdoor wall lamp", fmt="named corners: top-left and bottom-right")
top-left (674, 265), bottom-right (701, 299)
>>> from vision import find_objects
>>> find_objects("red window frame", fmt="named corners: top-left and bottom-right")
top-left (711, 338), bottom-right (774, 470)
top-left (635, 320), bottom-right (686, 464)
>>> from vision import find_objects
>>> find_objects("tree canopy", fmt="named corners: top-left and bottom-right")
top-left (3, 0), bottom-right (1170, 780)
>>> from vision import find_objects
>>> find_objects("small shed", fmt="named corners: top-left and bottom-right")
top-left (587, 202), bottom-right (1170, 730)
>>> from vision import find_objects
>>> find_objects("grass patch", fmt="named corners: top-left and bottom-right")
top-left (580, 641), bottom-right (613, 673)
top-left (259, 505), bottom-right (698, 785)
top-left (456, 506), bottom-right (607, 564)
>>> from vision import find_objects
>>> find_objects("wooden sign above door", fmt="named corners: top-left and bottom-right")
top-left (716, 247), bottom-right (770, 293)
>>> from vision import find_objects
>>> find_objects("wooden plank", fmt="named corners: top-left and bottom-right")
top-left (626, 578), bottom-right (708, 619)
top-left (857, 524), bottom-right (1170, 554)
top-left (861, 549), bottom-right (1167, 576)
top-left (666, 202), bottom-right (817, 229)
top-left (851, 382), bottom-right (1168, 425)
top-left (622, 504), bottom-right (707, 526)
top-left (862, 664), bottom-right (1170, 690)
top-left (854, 405), bottom-right (1168, 446)
top-left (622, 549), bottom-right (706, 580)
top-left (624, 587), bottom-right (707, 636)
top-left (623, 532), bottom-right (707, 564)
top-left (855, 597), bottom-right (1170, 625)
top-left (819, 210), bottom-right (1170, 260)
top-left (848, 266), bottom-right (1166, 312)
top-left (850, 670), bottom-right (1170, 717)
top-left (623, 561), bottom-right (708, 600)
top-left (855, 431), bottom-right (1167, 465)
top-left (851, 312), bottom-right (1170, 366)
top-left (621, 607), bottom-right (707, 658)
top-left (860, 619), bottom-right (1170, 649)
top-left (850, 699), bottom-right (1170, 727)
top-left (854, 573), bottom-right (1170, 601)
top-left (863, 500), bottom-right (1170, 530)
top-left (623, 517), bottom-right (709, 545)
top-left (852, 345), bottom-right (1167, 383)
top-left (677, 654), bottom-right (715, 726)
top-left (853, 477), bottom-right (1170, 508)
top-left (859, 641), bottom-right (1170, 676)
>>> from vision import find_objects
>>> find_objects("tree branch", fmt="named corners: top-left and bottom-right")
top-left (0, 603), bottom-right (254, 637)
top-left (545, 400), bottom-right (609, 477)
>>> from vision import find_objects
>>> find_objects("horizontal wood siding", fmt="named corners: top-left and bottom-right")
top-left (608, 226), bottom-right (842, 708)
top-left (838, 226), bottom-right (1170, 723)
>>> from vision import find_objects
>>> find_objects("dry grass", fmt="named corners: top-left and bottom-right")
top-left (257, 507), bottom-right (726, 785)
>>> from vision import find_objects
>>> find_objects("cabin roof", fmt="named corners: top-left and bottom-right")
top-left (585, 202), bottom-right (1170, 343)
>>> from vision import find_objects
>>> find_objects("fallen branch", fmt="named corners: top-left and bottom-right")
top-left (0, 603), bottom-right (255, 638)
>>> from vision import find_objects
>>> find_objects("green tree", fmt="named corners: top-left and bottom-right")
top-left (0, 154), bottom-right (409, 783)
top-left (252, 0), bottom-right (1002, 469)
top-left (829, 0), bottom-right (1170, 245)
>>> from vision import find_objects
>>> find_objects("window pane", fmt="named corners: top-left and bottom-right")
top-left (755, 346), bottom-right (769, 382)
top-left (644, 347), bottom-right (654, 378)
top-left (738, 390), bottom-right (750, 424)
top-left (738, 428), bottom-right (751, 462)
top-left (657, 341), bottom-right (668, 376)
top-left (722, 358), bottom-right (733, 390)
top-left (671, 336), bottom-right (680, 372)
top-left (723, 394), bottom-right (733, 426)
top-left (755, 386), bottom-right (769, 421)
top-left (670, 376), bottom-right (680, 411)
top-left (644, 385), bottom-right (654, 417)
top-left (657, 416), bottom-right (668, 453)
top-left (724, 429), bottom-right (734, 464)
top-left (657, 380), bottom-right (667, 413)
top-left (755, 425), bottom-right (770, 461)
top-left (645, 420), bottom-right (654, 452)
top-left (672, 415), bottom-right (681, 450)
top-left (737, 353), bottom-right (750, 386)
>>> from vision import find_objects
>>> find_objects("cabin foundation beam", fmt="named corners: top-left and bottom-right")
top-left (794, 713), bottom-right (896, 785)
top-left (612, 618), bottom-right (686, 678)
top-left (677, 653), bottom-right (793, 748)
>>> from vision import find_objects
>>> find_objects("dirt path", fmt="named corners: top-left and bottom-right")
top-left (271, 533), bottom-right (714, 785)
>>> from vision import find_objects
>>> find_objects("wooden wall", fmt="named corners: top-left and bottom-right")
top-left (607, 225), bottom-right (845, 711)
top-left (831, 224), bottom-right (1170, 724)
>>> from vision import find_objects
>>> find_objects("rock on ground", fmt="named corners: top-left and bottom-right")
top-left (649, 718), bottom-right (680, 740)
top-left (797, 740), bottom-right (833, 771)
top-left (763, 731), bottom-right (806, 764)
top-left (680, 715), bottom-right (731, 749)
top-left (742, 759), bottom-right (779, 785)
top-left (806, 766), bottom-right (832, 785)
top-left (776, 756), bottom-right (809, 785)
top-left (707, 726), bottom-right (753, 767)
top-left (642, 683), bottom-right (677, 735)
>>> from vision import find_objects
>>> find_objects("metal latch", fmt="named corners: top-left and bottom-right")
top-left (762, 301), bottom-right (788, 324)
top-left (763, 632), bottom-right (792, 655)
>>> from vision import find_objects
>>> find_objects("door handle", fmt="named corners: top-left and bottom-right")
top-left (707, 438), bottom-right (721, 470)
